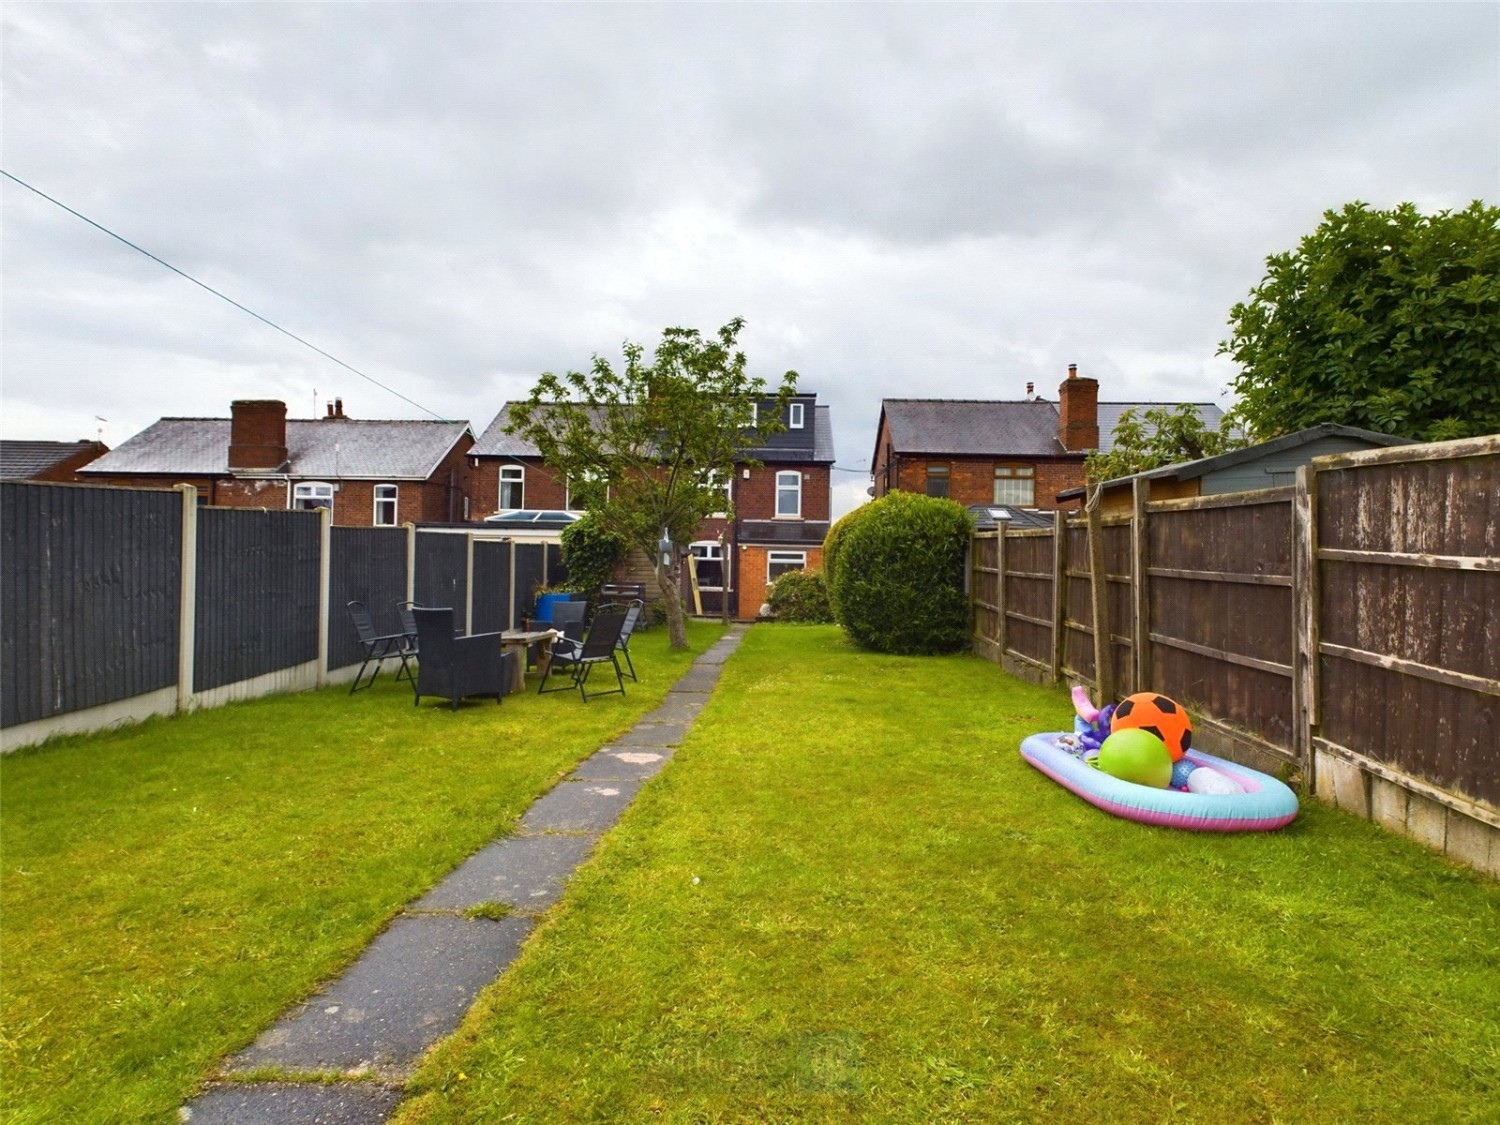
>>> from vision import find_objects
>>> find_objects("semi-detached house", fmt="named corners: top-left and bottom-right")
top-left (81, 398), bottom-right (475, 526)
top-left (470, 393), bottom-right (834, 620)
top-left (871, 365), bottom-right (1227, 510)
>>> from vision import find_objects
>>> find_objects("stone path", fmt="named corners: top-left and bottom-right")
top-left (183, 626), bottom-right (747, 1125)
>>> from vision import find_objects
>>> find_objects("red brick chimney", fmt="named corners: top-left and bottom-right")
top-left (1057, 363), bottom-right (1099, 452)
top-left (228, 400), bottom-right (289, 470)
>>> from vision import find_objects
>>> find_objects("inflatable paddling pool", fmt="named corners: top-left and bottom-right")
top-left (1021, 732), bottom-right (1298, 832)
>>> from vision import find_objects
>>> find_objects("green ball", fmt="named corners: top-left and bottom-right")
top-left (1097, 728), bottom-right (1174, 788)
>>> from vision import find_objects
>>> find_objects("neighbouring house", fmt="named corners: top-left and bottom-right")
top-left (870, 364), bottom-right (1228, 510)
top-left (470, 393), bottom-right (835, 620)
top-left (1055, 423), bottom-right (1416, 514)
top-left (80, 398), bottom-right (475, 526)
top-left (0, 439), bottom-right (109, 482)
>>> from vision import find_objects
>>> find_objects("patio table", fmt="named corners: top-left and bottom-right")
top-left (499, 629), bottom-right (561, 694)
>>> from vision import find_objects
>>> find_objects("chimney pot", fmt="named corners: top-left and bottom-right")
top-left (1068, 363), bottom-right (1078, 379)
top-left (1025, 382), bottom-right (1034, 397)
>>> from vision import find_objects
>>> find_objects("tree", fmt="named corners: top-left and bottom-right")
top-left (1220, 200), bottom-right (1500, 442)
top-left (506, 319), bottom-right (796, 650)
top-left (1086, 403), bottom-right (1246, 482)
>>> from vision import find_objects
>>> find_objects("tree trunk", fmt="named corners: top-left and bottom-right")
top-left (656, 556), bottom-right (689, 650)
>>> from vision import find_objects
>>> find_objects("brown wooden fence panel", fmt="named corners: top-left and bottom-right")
top-left (1145, 492), bottom-right (1296, 754)
top-left (1314, 441), bottom-right (1500, 815)
top-left (1061, 521), bottom-right (1094, 683)
top-left (970, 533), bottom-right (1002, 660)
top-left (1103, 519), bottom-right (1136, 693)
top-left (1003, 530), bottom-right (1053, 673)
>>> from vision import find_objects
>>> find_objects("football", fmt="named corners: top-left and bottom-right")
top-left (1111, 692), bottom-right (1193, 761)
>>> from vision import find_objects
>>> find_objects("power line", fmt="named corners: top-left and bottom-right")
top-left (1, 169), bottom-right (448, 421)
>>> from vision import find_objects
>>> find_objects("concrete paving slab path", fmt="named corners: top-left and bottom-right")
top-left (185, 625), bottom-right (747, 1124)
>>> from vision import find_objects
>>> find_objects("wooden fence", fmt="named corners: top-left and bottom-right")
top-left (970, 435), bottom-right (1499, 876)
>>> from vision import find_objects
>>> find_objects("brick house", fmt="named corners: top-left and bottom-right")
top-left (870, 365), bottom-right (1227, 510)
top-left (470, 393), bottom-right (834, 619)
top-left (0, 439), bottom-right (109, 482)
top-left (81, 399), bottom-right (475, 526)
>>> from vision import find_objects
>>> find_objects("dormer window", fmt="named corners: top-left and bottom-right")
top-left (789, 402), bottom-right (805, 429)
top-left (742, 403), bottom-right (758, 429)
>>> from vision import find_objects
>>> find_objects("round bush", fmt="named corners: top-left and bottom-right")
top-left (832, 491), bottom-right (974, 654)
top-left (821, 506), bottom-right (866, 619)
top-left (766, 568), bottom-right (832, 623)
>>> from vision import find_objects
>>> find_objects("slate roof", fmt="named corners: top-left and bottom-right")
top-left (0, 440), bottom-right (104, 480)
top-left (1054, 423), bottom-right (1414, 500)
top-left (473, 400), bottom-right (835, 465)
top-left (874, 399), bottom-right (1228, 471)
top-left (967, 504), bottom-right (1059, 532)
top-left (82, 418), bottom-right (472, 479)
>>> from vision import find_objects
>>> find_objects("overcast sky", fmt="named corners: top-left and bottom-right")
top-left (3, 3), bottom-right (1495, 516)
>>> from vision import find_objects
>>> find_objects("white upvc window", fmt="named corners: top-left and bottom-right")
top-left (292, 481), bottom-right (335, 513)
top-left (993, 465), bottom-right (1035, 506)
top-left (767, 550), bottom-right (807, 582)
top-left (775, 470), bottom-right (801, 518)
top-left (499, 465), bottom-right (525, 509)
top-left (743, 403), bottom-right (758, 429)
top-left (789, 402), bottom-right (805, 429)
top-left (566, 468), bottom-right (608, 511)
top-left (702, 468), bottom-right (731, 517)
top-left (689, 540), bottom-right (726, 591)
top-left (373, 483), bottom-right (398, 526)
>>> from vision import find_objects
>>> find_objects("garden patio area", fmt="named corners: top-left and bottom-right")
top-left (3, 624), bottom-right (1496, 1124)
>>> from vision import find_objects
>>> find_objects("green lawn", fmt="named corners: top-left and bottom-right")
top-left (0, 621), bottom-right (722, 1125)
top-left (397, 626), bottom-right (1500, 1124)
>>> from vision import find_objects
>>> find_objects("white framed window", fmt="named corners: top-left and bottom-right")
top-left (499, 465), bottom-right (525, 509)
top-left (789, 402), bottom-right (805, 429)
top-left (690, 540), bottom-right (726, 590)
top-left (775, 470), bottom-right (801, 518)
top-left (767, 550), bottom-right (807, 582)
top-left (993, 465), bottom-right (1034, 506)
top-left (742, 403), bottom-right (758, 429)
top-left (292, 481), bottom-right (334, 513)
top-left (566, 468), bottom-right (608, 510)
top-left (701, 468), bottom-right (731, 517)
top-left (373, 483), bottom-right (398, 526)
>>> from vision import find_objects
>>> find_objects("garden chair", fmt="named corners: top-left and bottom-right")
top-left (539, 609), bottom-right (629, 702)
top-left (347, 600), bottom-right (413, 693)
top-left (396, 600), bottom-right (421, 665)
top-left (598, 598), bottom-right (644, 681)
top-left (411, 607), bottom-right (513, 711)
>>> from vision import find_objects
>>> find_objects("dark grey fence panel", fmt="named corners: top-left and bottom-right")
top-left (414, 532), bottom-right (468, 613)
top-left (473, 541), bottom-right (511, 634)
top-left (194, 509), bottom-right (320, 692)
top-left (2, 483), bottom-right (181, 727)
top-left (328, 527), bottom-right (408, 669)
top-left (513, 543), bottom-right (544, 622)
top-left (546, 543), bottom-right (568, 589)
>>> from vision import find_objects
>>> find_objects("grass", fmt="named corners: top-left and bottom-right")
top-left (0, 620), bottom-right (723, 1125)
top-left (396, 625), bottom-right (1500, 1124)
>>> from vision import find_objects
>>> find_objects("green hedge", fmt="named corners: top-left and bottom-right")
top-left (831, 492), bottom-right (973, 654)
top-left (559, 513), bottom-right (627, 600)
top-left (821, 507), bottom-right (863, 619)
top-left (766, 568), bottom-right (832, 623)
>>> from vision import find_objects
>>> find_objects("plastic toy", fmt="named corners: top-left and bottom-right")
top-left (1111, 692), bottom-right (1193, 761)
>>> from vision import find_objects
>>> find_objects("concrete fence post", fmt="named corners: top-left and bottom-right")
top-left (176, 485), bottom-right (198, 713)
top-left (316, 506), bottom-right (332, 687)
top-left (465, 533), bottom-right (476, 635)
